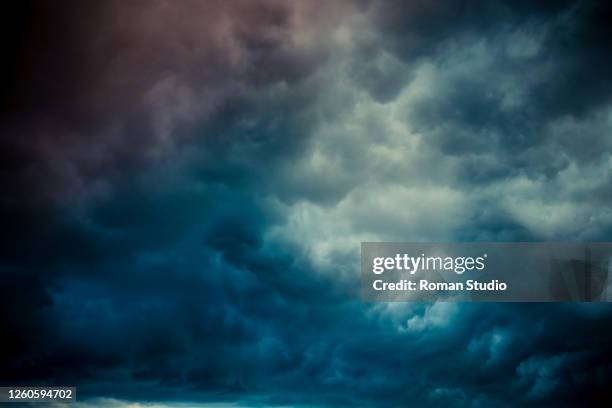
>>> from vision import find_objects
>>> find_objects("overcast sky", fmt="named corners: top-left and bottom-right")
top-left (1, 1), bottom-right (612, 407)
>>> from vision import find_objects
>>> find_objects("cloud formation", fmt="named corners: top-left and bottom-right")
top-left (2, 1), bottom-right (612, 407)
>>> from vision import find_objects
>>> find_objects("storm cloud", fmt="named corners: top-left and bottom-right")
top-left (2, 1), bottom-right (612, 407)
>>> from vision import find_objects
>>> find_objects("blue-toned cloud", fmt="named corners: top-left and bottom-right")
top-left (2, 1), bottom-right (612, 407)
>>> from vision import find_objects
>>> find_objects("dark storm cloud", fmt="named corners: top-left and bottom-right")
top-left (367, 0), bottom-right (612, 173)
top-left (281, 0), bottom-right (612, 241)
top-left (0, 0), bottom-right (342, 209)
top-left (2, 1), bottom-right (612, 408)
top-left (4, 179), bottom-right (612, 407)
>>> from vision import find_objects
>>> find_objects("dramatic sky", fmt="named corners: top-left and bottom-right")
top-left (2, 1), bottom-right (612, 407)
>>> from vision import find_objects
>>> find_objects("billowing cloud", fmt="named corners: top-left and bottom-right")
top-left (2, 1), bottom-right (612, 407)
